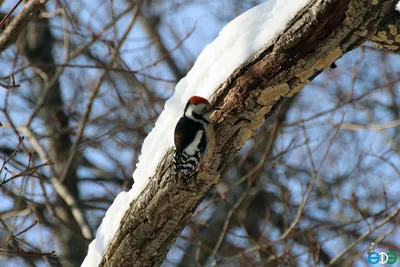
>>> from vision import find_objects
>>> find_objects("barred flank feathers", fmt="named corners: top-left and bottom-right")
top-left (173, 149), bottom-right (200, 184)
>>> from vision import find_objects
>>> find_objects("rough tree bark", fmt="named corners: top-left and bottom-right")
top-left (100, 1), bottom-right (399, 266)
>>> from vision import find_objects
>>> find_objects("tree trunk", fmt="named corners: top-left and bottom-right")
top-left (100, 0), bottom-right (399, 266)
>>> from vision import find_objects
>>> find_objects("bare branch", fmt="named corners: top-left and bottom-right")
top-left (0, 0), bottom-right (45, 52)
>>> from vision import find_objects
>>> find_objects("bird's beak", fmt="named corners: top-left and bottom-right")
top-left (212, 105), bottom-right (222, 111)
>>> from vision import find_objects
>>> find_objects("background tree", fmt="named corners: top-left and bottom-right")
top-left (0, 0), bottom-right (399, 267)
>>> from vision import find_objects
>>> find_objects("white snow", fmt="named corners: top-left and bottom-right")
top-left (397, 1), bottom-right (400, 12)
top-left (81, 0), bottom-right (311, 266)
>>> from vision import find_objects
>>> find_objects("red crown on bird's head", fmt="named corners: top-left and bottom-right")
top-left (188, 96), bottom-right (210, 105)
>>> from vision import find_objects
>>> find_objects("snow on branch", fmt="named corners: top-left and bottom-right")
top-left (82, 1), bottom-right (311, 265)
top-left (82, 0), bottom-right (398, 266)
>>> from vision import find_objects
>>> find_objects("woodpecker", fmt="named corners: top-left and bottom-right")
top-left (173, 96), bottom-right (220, 182)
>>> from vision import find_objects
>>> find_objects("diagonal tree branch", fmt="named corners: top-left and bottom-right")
top-left (0, 0), bottom-right (45, 53)
top-left (100, 0), bottom-right (398, 266)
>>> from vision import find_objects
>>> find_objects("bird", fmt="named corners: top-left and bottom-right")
top-left (367, 242), bottom-right (376, 256)
top-left (173, 96), bottom-right (220, 183)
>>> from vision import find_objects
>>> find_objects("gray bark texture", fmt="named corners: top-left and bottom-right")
top-left (98, 0), bottom-right (400, 266)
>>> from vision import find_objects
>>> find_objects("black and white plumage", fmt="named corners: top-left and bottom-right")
top-left (173, 96), bottom-right (220, 182)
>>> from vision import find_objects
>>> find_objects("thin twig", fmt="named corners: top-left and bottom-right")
top-left (0, 0), bottom-right (23, 29)
top-left (19, 126), bottom-right (93, 240)
top-left (0, 74), bottom-right (21, 89)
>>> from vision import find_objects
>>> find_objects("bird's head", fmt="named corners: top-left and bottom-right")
top-left (184, 96), bottom-right (221, 123)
